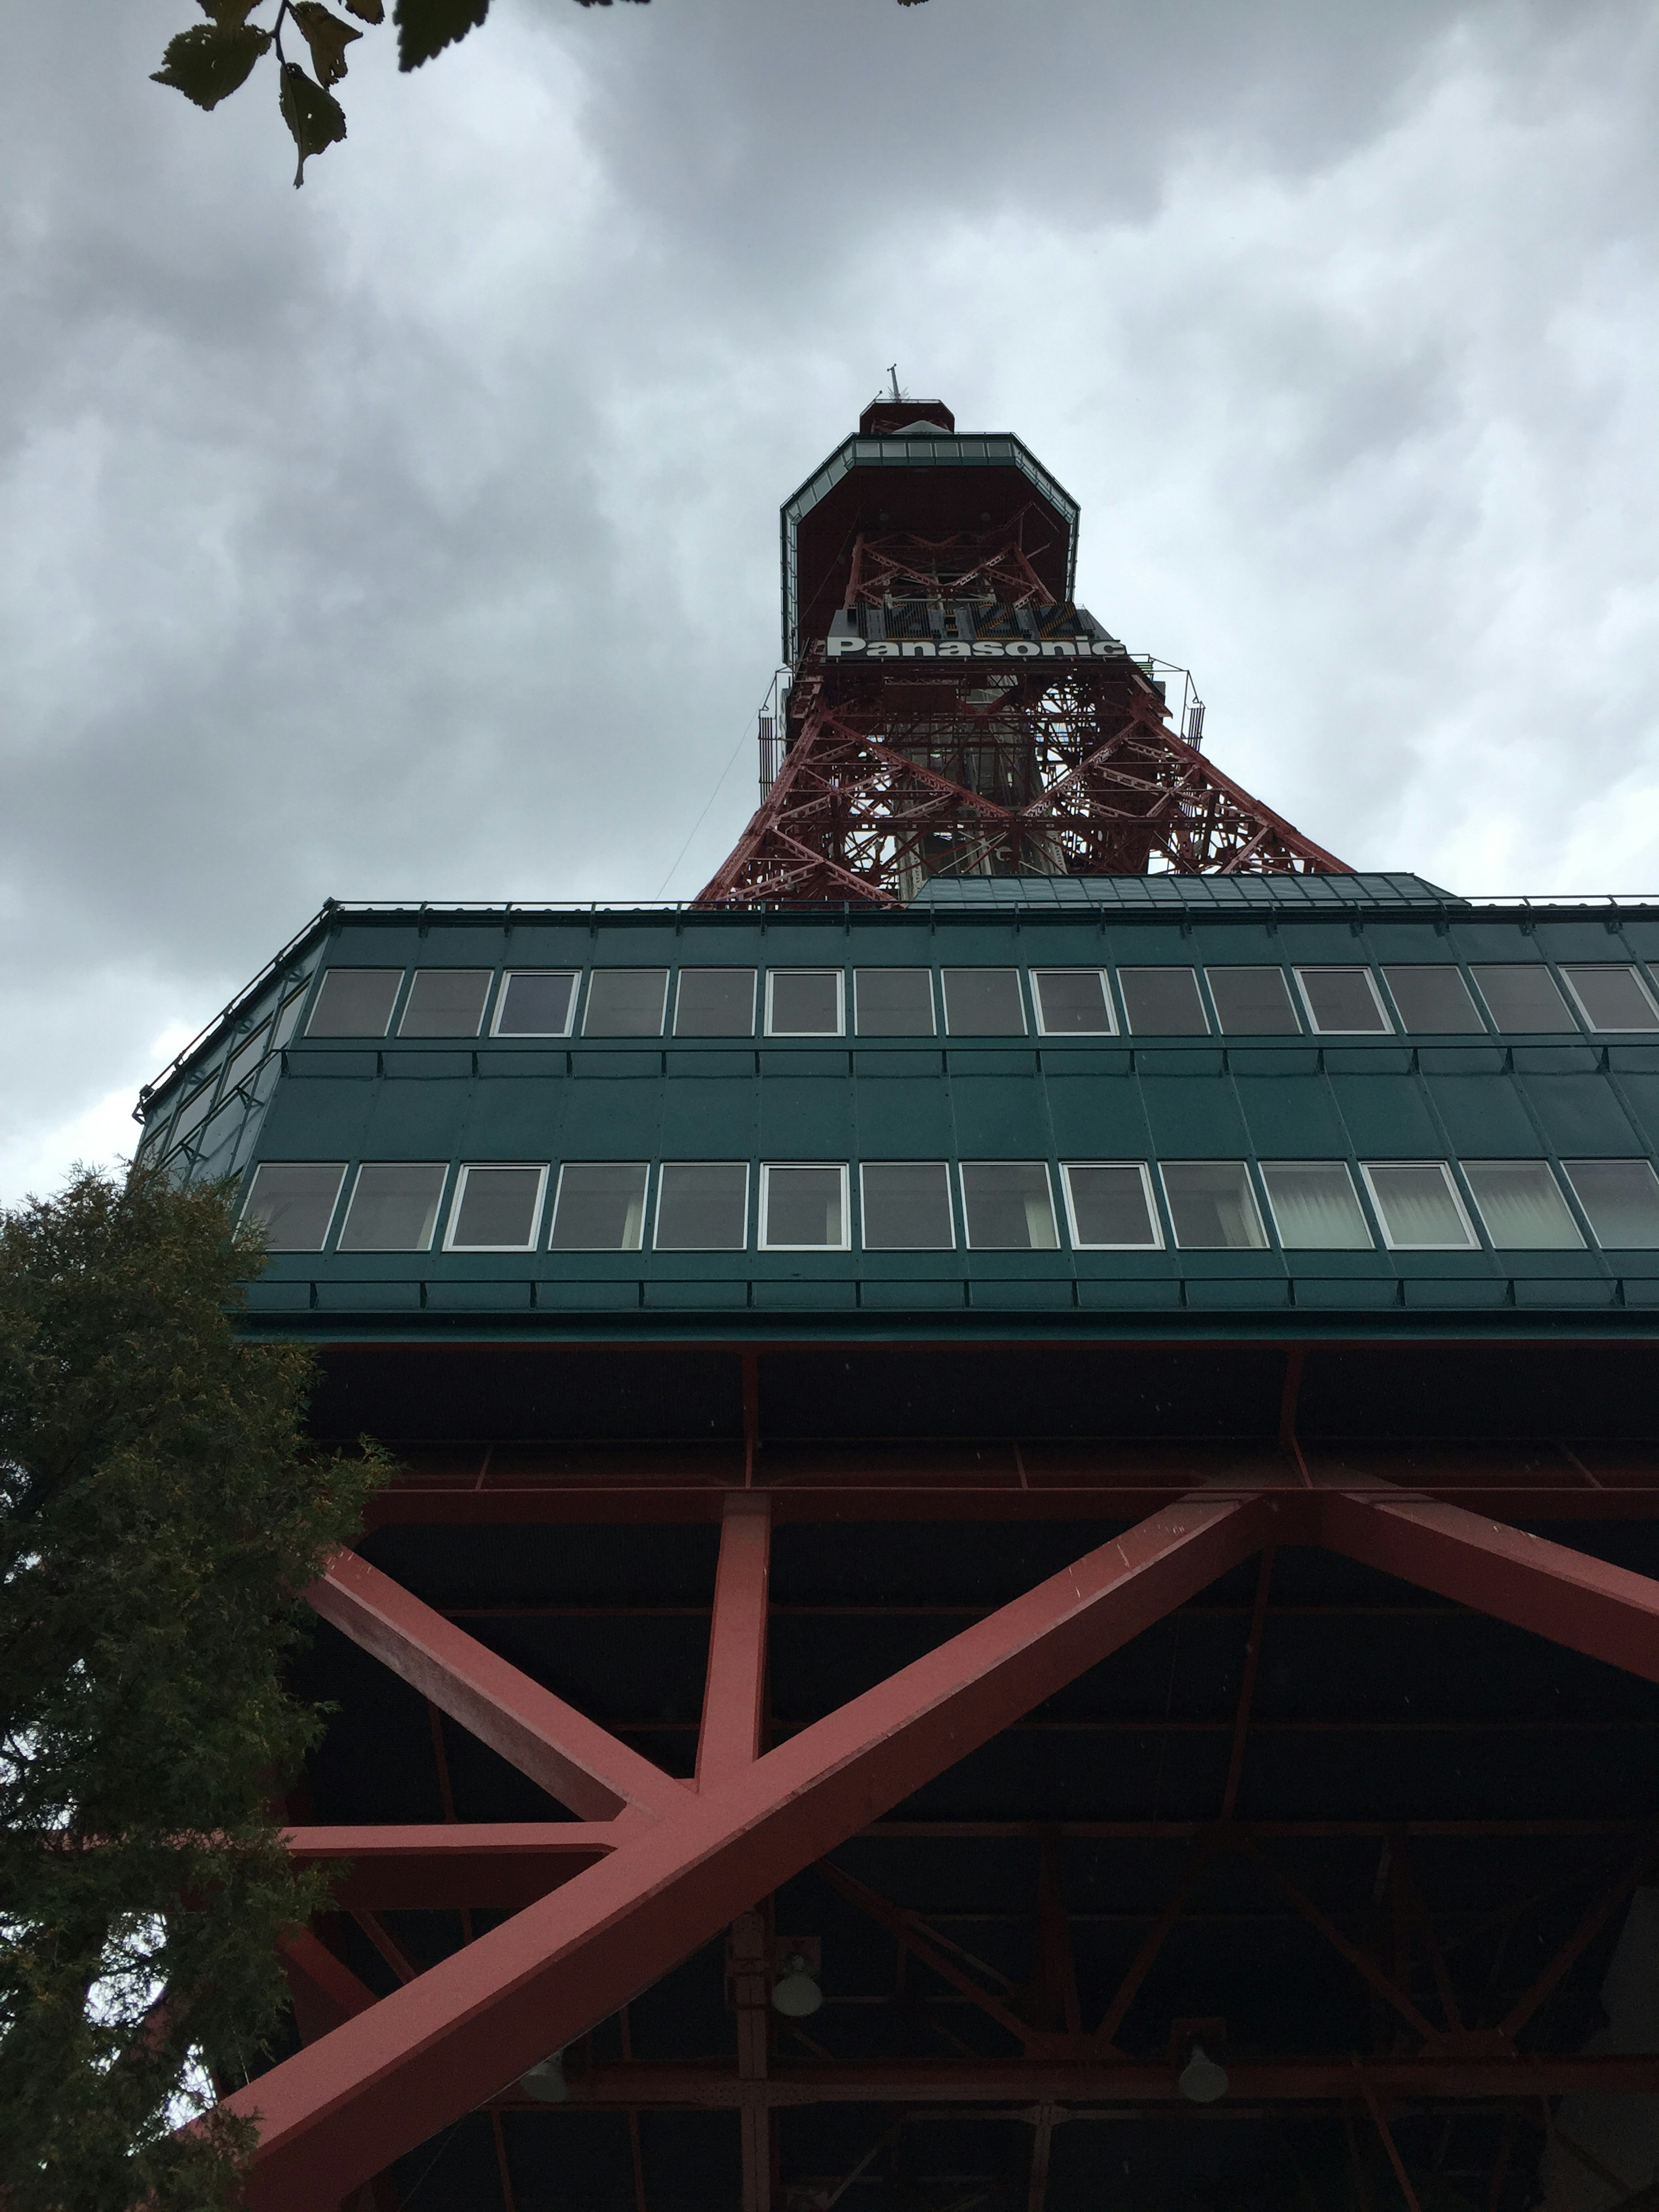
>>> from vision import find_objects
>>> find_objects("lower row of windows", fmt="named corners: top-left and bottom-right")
top-left (242, 1154), bottom-right (1659, 1256)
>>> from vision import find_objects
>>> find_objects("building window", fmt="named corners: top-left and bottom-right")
top-left (1030, 969), bottom-right (1116, 1036)
top-left (1360, 1163), bottom-right (1477, 1250)
top-left (337, 1163), bottom-right (448, 1252)
top-left (167, 1078), bottom-right (221, 1157)
top-left (1259, 1161), bottom-right (1372, 1250)
top-left (675, 969), bottom-right (756, 1037)
top-left (1382, 966), bottom-right (1483, 1034)
top-left (1159, 1162), bottom-right (1267, 1249)
top-left (1205, 967), bottom-right (1300, 1036)
top-left (1117, 969), bottom-right (1209, 1036)
top-left (1294, 968), bottom-right (1392, 1035)
top-left (959, 1162), bottom-right (1059, 1249)
top-left (305, 969), bottom-right (402, 1038)
top-left (1470, 966), bottom-right (1575, 1033)
top-left (1060, 1163), bottom-right (1161, 1248)
top-left (654, 1163), bottom-right (750, 1250)
top-left (941, 969), bottom-right (1027, 1036)
top-left (549, 1163), bottom-right (649, 1251)
top-left (584, 969), bottom-right (670, 1037)
top-left (1462, 1161), bottom-right (1584, 1249)
top-left (1560, 966), bottom-right (1659, 1033)
top-left (493, 971), bottom-right (578, 1037)
top-left (400, 969), bottom-right (492, 1038)
top-left (854, 968), bottom-right (936, 1036)
top-left (241, 1162), bottom-right (346, 1250)
top-left (766, 970), bottom-right (845, 1036)
top-left (445, 1164), bottom-right (547, 1251)
top-left (859, 1161), bottom-right (955, 1249)
top-left (1560, 1160), bottom-right (1659, 1249)
top-left (760, 1163), bottom-right (849, 1250)
top-left (220, 1023), bottom-right (272, 1100)
top-left (272, 987), bottom-right (309, 1051)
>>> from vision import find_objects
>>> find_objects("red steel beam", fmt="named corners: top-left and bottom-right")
top-left (283, 1825), bottom-right (614, 1910)
top-left (1314, 1486), bottom-right (1659, 1683)
top-left (546, 2055), bottom-right (1659, 2105)
top-left (229, 1491), bottom-right (1276, 2206)
top-left (698, 1495), bottom-right (772, 1789)
top-left (308, 1550), bottom-right (690, 1821)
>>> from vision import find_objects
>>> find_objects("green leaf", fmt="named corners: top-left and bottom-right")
top-left (151, 21), bottom-right (270, 111)
top-left (394, 0), bottom-right (488, 72)
top-left (195, 0), bottom-right (265, 22)
top-left (278, 60), bottom-right (346, 186)
top-left (291, 1), bottom-right (362, 86)
top-left (341, 0), bottom-right (385, 19)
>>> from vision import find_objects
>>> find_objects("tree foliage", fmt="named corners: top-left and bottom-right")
top-left (152, 0), bottom-right (928, 187)
top-left (0, 1167), bottom-right (390, 2211)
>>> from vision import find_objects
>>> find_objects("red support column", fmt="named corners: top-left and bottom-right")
top-left (229, 1491), bottom-right (1274, 2208)
top-left (309, 1550), bottom-right (690, 1820)
top-left (698, 1495), bottom-right (772, 1789)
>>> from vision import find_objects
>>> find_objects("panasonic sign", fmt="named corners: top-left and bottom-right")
top-left (825, 636), bottom-right (1120, 661)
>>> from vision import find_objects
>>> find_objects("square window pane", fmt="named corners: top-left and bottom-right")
top-left (242, 1162), bottom-right (345, 1250)
top-left (584, 970), bottom-right (669, 1036)
top-left (338, 1163), bottom-right (447, 1251)
top-left (400, 969), bottom-right (491, 1037)
top-left (1362, 1163), bottom-right (1475, 1249)
top-left (1562, 966), bottom-right (1659, 1033)
top-left (222, 1023), bottom-right (272, 1098)
top-left (768, 971), bottom-right (843, 1035)
top-left (448, 1165), bottom-right (544, 1249)
top-left (761, 1164), bottom-right (847, 1248)
top-left (1296, 968), bottom-right (1390, 1034)
top-left (860, 1162), bottom-right (954, 1249)
top-left (655, 1163), bottom-right (749, 1250)
top-left (495, 972), bottom-right (577, 1036)
top-left (1205, 967), bottom-right (1300, 1035)
top-left (1383, 966), bottom-right (1482, 1034)
top-left (1062, 1163), bottom-right (1160, 1248)
top-left (1471, 966), bottom-right (1575, 1033)
top-left (960, 1162), bottom-right (1058, 1249)
top-left (1260, 1162), bottom-right (1372, 1249)
top-left (675, 969), bottom-right (756, 1036)
top-left (550, 1163), bottom-right (648, 1251)
top-left (306, 969), bottom-right (402, 1037)
top-left (855, 969), bottom-right (935, 1036)
top-left (1160, 1162), bottom-right (1267, 1249)
top-left (1032, 970), bottom-right (1115, 1035)
top-left (1462, 1161), bottom-right (1584, 1249)
top-left (272, 988), bottom-right (309, 1051)
top-left (942, 969), bottom-right (1026, 1035)
top-left (170, 1079), bottom-right (221, 1153)
top-left (1117, 969), bottom-right (1208, 1036)
top-left (1561, 1160), bottom-right (1659, 1249)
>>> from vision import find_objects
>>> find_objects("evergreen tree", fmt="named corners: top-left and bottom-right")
top-left (0, 1166), bottom-right (389, 2211)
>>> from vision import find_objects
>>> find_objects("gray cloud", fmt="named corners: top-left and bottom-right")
top-left (2, 0), bottom-right (1657, 1195)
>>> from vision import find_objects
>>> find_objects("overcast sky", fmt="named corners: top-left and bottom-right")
top-left (3, 0), bottom-right (1657, 1201)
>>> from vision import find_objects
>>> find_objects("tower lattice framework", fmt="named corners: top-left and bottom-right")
top-left (699, 406), bottom-right (1345, 907)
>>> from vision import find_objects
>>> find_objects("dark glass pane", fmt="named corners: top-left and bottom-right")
top-left (960, 1163), bottom-right (1058, 1248)
top-left (497, 972), bottom-right (576, 1036)
top-left (1032, 971), bottom-right (1113, 1034)
top-left (860, 1162), bottom-right (953, 1249)
top-left (242, 1162), bottom-right (344, 1250)
top-left (1562, 966), bottom-right (1659, 1033)
top-left (1260, 1162), bottom-right (1370, 1249)
top-left (1205, 968), bottom-right (1299, 1035)
top-left (1161, 1163), bottom-right (1265, 1249)
top-left (855, 969), bottom-right (935, 1036)
top-left (1382, 966), bottom-right (1481, 1034)
top-left (400, 969), bottom-right (491, 1037)
top-left (1363, 1164), bottom-right (1473, 1249)
top-left (1297, 968), bottom-right (1388, 1033)
top-left (550, 1163), bottom-right (648, 1251)
top-left (941, 969), bottom-right (1025, 1035)
top-left (585, 970), bottom-right (668, 1036)
top-left (675, 970), bottom-right (756, 1036)
top-left (1471, 966), bottom-right (1574, 1033)
top-left (763, 1166), bottom-right (844, 1247)
top-left (1065, 1165), bottom-right (1157, 1246)
top-left (1562, 1160), bottom-right (1659, 1248)
top-left (769, 971), bottom-right (842, 1034)
top-left (306, 969), bottom-right (402, 1037)
top-left (655, 1163), bottom-right (748, 1250)
top-left (1118, 969), bottom-right (1208, 1036)
top-left (337, 1163), bottom-right (446, 1251)
top-left (451, 1167), bottom-right (543, 1248)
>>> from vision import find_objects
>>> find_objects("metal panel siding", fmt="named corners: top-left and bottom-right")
top-left (1138, 1074), bottom-right (1251, 1155)
top-left (855, 1079), bottom-right (953, 1153)
top-left (758, 1076), bottom-right (855, 1154)
top-left (562, 1081), bottom-right (667, 1154)
top-left (1423, 1075), bottom-right (1542, 1156)
top-left (1615, 1076), bottom-right (1659, 1148)
top-left (1232, 1076), bottom-right (1348, 1155)
top-left (660, 1081), bottom-right (754, 1154)
top-left (949, 1074), bottom-right (1047, 1153)
top-left (1325, 1074), bottom-right (1442, 1154)
top-left (1042, 1073), bottom-right (1149, 1155)
top-left (1521, 1076), bottom-right (1641, 1154)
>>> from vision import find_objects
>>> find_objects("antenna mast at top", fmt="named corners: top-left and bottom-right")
top-left (888, 365), bottom-right (900, 401)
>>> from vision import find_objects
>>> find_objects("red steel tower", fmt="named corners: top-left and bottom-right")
top-left (700, 396), bottom-right (1345, 906)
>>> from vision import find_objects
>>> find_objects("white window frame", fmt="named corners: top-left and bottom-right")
top-left (941, 968), bottom-right (1029, 1037)
top-left (1030, 969), bottom-right (1119, 1038)
top-left (672, 967), bottom-right (758, 1038)
top-left (1293, 966), bottom-right (1394, 1036)
top-left (1559, 964), bottom-right (1659, 1034)
top-left (1156, 1160), bottom-right (1269, 1251)
top-left (547, 1160), bottom-right (652, 1252)
top-left (852, 968), bottom-right (937, 1036)
top-left (857, 1160), bottom-right (957, 1251)
top-left (1058, 1161), bottom-right (1163, 1249)
top-left (1358, 1160), bottom-right (1479, 1251)
top-left (758, 1161), bottom-right (851, 1252)
top-left (442, 1162), bottom-right (550, 1252)
top-left (337, 1161), bottom-right (452, 1253)
top-left (582, 968), bottom-right (670, 1038)
top-left (957, 1160), bottom-right (1062, 1250)
top-left (1257, 1160), bottom-right (1374, 1251)
top-left (238, 1161), bottom-right (348, 1251)
top-left (765, 969), bottom-right (845, 1038)
top-left (490, 969), bottom-right (580, 1039)
top-left (652, 1161), bottom-right (751, 1252)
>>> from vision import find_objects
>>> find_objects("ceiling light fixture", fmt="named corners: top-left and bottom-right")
top-left (771, 1952), bottom-right (824, 2017)
top-left (1177, 2042), bottom-right (1229, 2104)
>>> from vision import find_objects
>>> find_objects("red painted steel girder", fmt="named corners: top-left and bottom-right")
top-left (226, 1493), bottom-right (1276, 2206)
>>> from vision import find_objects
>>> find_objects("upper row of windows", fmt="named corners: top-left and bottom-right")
top-left (302, 961), bottom-right (1659, 1043)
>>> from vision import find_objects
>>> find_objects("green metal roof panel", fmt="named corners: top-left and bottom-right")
top-left (909, 872), bottom-right (1462, 911)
